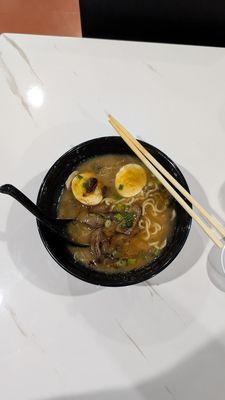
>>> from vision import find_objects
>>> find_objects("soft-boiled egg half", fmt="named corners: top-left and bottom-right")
top-left (115, 163), bottom-right (147, 197)
top-left (71, 172), bottom-right (103, 205)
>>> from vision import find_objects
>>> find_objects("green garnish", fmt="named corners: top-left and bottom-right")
top-left (105, 219), bottom-right (112, 228)
top-left (118, 184), bottom-right (124, 190)
top-left (122, 212), bottom-right (135, 229)
top-left (114, 210), bottom-right (136, 229)
top-left (77, 174), bottom-right (83, 180)
top-left (115, 213), bottom-right (123, 221)
top-left (127, 258), bottom-right (136, 265)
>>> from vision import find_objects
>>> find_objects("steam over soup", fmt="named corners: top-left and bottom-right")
top-left (57, 154), bottom-right (176, 273)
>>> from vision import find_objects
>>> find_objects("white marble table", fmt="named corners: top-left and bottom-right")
top-left (1, 33), bottom-right (225, 400)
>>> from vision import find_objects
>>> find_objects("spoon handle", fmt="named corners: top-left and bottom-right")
top-left (0, 184), bottom-right (88, 248)
top-left (0, 184), bottom-right (51, 225)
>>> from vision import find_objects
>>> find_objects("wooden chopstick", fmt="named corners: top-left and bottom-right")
top-left (109, 114), bottom-right (225, 238)
top-left (108, 114), bottom-right (224, 249)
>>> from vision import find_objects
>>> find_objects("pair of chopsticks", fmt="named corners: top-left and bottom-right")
top-left (108, 114), bottom-right (225, 249)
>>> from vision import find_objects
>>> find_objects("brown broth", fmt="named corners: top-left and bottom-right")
top-left (57, 154), bottom-right (176, 273)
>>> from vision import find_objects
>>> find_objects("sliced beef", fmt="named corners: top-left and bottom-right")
top-left (90, 228), bottom-right (109, 258)
top-left (89, 203), bottom-right (112, 214)
top-left (77, 209), bottom-right (104, 228)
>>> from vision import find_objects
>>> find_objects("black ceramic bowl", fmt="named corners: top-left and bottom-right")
top-left (37, 136), bottom-right (192, 287)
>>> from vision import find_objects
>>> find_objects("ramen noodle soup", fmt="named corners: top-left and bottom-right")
top-left (57, 154), bottom-right (176, 273)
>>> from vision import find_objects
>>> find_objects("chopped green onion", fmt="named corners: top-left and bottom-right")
top-left (118, 184), bottom-right (124, 190)
top-left (127, 258), bottom-right (136, 265)
top-left (77, 174), bottom-right (83, 180)
top-left (123, 212), bottom-right (135, 228)
top-left (115, 213), bottom-right (123, 221)
top-left (105, 219), bottom-right (112, 228)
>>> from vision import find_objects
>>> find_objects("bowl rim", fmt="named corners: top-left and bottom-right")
top-left (36, 136), bottom-right (192, 286)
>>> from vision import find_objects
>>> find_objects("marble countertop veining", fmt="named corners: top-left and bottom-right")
top-left (1, 33), bottom-right (225, 400)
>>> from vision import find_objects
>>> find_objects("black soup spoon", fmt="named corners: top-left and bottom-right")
top-left (0, 184), bottom-right (88, 248)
